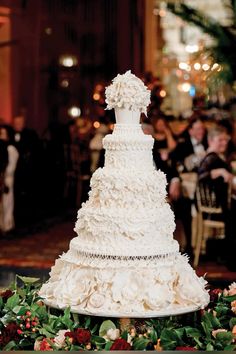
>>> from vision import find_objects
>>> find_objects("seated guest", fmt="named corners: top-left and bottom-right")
top-left (0, 125), bottom-right (19, 233)
top-left (173, 115), bottom-right (207, 172)
top-left (198, 125), bottom-right (236, 271)
top-left (152, 116), bottom-right (177, 154)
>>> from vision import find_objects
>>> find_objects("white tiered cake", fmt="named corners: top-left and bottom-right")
top-left (40, 71), bottom-right (209, 317)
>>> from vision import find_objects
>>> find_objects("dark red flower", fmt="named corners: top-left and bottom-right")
top-left (0, 290), bottom-right (14, 301)
top-left (75, 328), bottom-right (91, 345)
top-left (176, 346), bottom-right (197, 351)
top-left (0, 323), bottom-right (19, 348)
top-left (110, 338), bottom-right (131, 351)
top-left (65, 328), bottom-right (91, 345)
top-left (209, 288), bottom-right (222, 303)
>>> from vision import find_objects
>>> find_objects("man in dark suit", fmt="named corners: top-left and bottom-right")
top-left (172, 116), bottom-right (207, 172)
top-left (12, 115), bottom-right (40, 227)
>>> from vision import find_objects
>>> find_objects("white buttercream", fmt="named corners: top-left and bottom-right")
top-left (105, 70), bottom-right (151, 116)
top-left (40, 104), bottom-right (209, 316)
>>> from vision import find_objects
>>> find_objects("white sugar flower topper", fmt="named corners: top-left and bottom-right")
top-left (105, 70), bottom-right (151, 116)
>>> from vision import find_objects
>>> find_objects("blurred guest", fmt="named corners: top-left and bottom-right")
top-left (218, 118), bottom-right (236, 158)
top-left (0, 138), bottom-right (8, 230)
top-left (198, 125), bottom-right (236, 271)
top-left (63, 120), bottom-right (80, 209)
top-left (0, 125), bottom-right (19, 233)
top-left (173, 115), bottom-right (207, 172)
top-left (89, 123), bottom-right (109, 172)
top-left (152, 116), bottom-right (177, 152)
top-left (12, 115), bottom-right (40, 227)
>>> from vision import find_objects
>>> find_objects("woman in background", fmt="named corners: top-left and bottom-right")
top-left (0, 125), bottom-right (19, 233)
top-left (198, 125), bottom-right (236, 271)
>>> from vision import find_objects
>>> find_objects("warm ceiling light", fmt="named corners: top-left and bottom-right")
top-left (179, 62), bottom-right (191, 71)
top-left (185, 44), bottom-right (199, 53)
top-left (59, 55), bottom-right (78, 67)
top-left (211, 63), bottom-right (220, 71)
top-left (93, 93), bottom-right (100, 101)
top-left (61, 79), bottom-right (69, 88)
top-left (178, 83), bottom-right (191, 92)
top-left (202, 63), bottom-right (210, 71)
top-left (68, 106), bottom-right (81, 118)
top-left (93, 121), bottom-right (100, 129)
top-left (160, 90), bottom-right (166, 98)
top-left (194, 63), bottom-right (201, 71)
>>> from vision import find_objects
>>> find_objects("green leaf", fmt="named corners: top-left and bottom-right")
top-left (160, 328), bottom-right (179, 350)
top-left (1, 313), bottom-right (17, 325)
top-left (149, 329), bottom-right (158, 344)
top-left (216, 331), bottom-right (233, 347)
top-left (104, 341), bottom-right (113, 350)
top-left (85, 316), bottom-right (91, 329)
top-left (3, 340), bottom-right (17, 351)
top-left (16, 275), bottom-right (40, 284)
top-left (185, 326), bottom-right (201, 339)
top-left (91, 323), bottom-right (98, 334)
top-left (222, 294), bottom-right (236, 302)
top-left (206, 342), bottom-right (214, 351)
top-left (202, 311), bottom-right (221, 329)
top-left (0, 296), bottom-right (3, 309)
top-left (39, 326), bottom-right (55, 337)
top-left (18, 338), bottom-right (33, 348)
top-left (5, 294), bottom-right (20, 310)
top-left (229, 317), bottom-right (236, 329)
top-left (99, 320), bottom-right (116, 337)
top-left (91, 335), bottom-right (106, 345)
top-left (133, 337), bottom-right (150, 350)
top-left (16, 287), bottom-right (26, 298)
top-left (121, 329), bottom-right (128, 341)
top-left (61, 307), bottom-right (73, 330)
top-left (201, 321), bottom-right (211, 341)
top-left (12, 305), bottom-right (27, 315)
top-left (224, 344), bottom-right (236, 351)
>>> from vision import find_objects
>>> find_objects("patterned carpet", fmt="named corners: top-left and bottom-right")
top-left (0, 220), bottom-right (74, 269)
top-left (0, 219), bottom-right (235, 287)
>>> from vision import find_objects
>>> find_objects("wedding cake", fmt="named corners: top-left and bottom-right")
top-left (40, 71), bottom-right (209, 317)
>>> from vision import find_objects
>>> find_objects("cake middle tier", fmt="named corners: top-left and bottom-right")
top-left (88, 167), bottom-right (167, 209)
top-left (74, 202), bottom-right (177, 257)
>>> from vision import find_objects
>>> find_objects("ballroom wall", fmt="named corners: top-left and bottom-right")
top-left (0, 0), bottom-right (145, 135)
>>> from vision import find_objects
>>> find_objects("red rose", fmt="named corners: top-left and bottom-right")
top-left (75, 328), bottom-right (91, 344)
top-left (110, 338), bottom-right (131, 351)
top-left (209, 288), bottom-right (222, 303)
top-left (176, 346), bottom-right (197, 351)
top-left (65, 329), bottom-right (91, 345)
top-left (0, 323), bottom-right (19, 348)
top-left (0, 290), bottom-right (14, 301)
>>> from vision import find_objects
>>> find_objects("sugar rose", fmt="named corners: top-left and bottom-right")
top-left (110, 338), bottom-right (131, 351)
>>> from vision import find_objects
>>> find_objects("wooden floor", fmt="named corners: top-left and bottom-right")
top-left (0, 218), bottom-right (235, 288)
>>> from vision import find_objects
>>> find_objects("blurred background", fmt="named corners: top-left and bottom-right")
top-left (0, 0), bottom-right (236, 287)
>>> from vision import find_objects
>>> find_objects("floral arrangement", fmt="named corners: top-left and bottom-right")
top-left (105, 70), bottom-right (151, 116)
top-left (0, 276), bottom-right (236, 351)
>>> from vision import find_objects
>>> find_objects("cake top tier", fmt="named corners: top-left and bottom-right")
top-left (105, 70), bottom-right (151, 116)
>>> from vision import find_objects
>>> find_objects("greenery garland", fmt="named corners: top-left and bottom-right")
top-left (0, 276), bottom-right (236, 351)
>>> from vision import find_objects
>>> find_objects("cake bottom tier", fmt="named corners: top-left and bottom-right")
top-left (39, 255), bottom-right (209, 317)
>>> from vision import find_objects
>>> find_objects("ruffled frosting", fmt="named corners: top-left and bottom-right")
top-left (40, 118), bottom-right (210, 316)
top-left (39, 255), bottom-right (209, 316)
top-left (105, 70), bottom-right (151, 115)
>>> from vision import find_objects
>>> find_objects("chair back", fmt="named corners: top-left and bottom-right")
top-left (196, 182), bottom-right (223, 214)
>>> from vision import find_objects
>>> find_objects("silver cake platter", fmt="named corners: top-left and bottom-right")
top-left (43, 299), bottom-right (208, 318)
